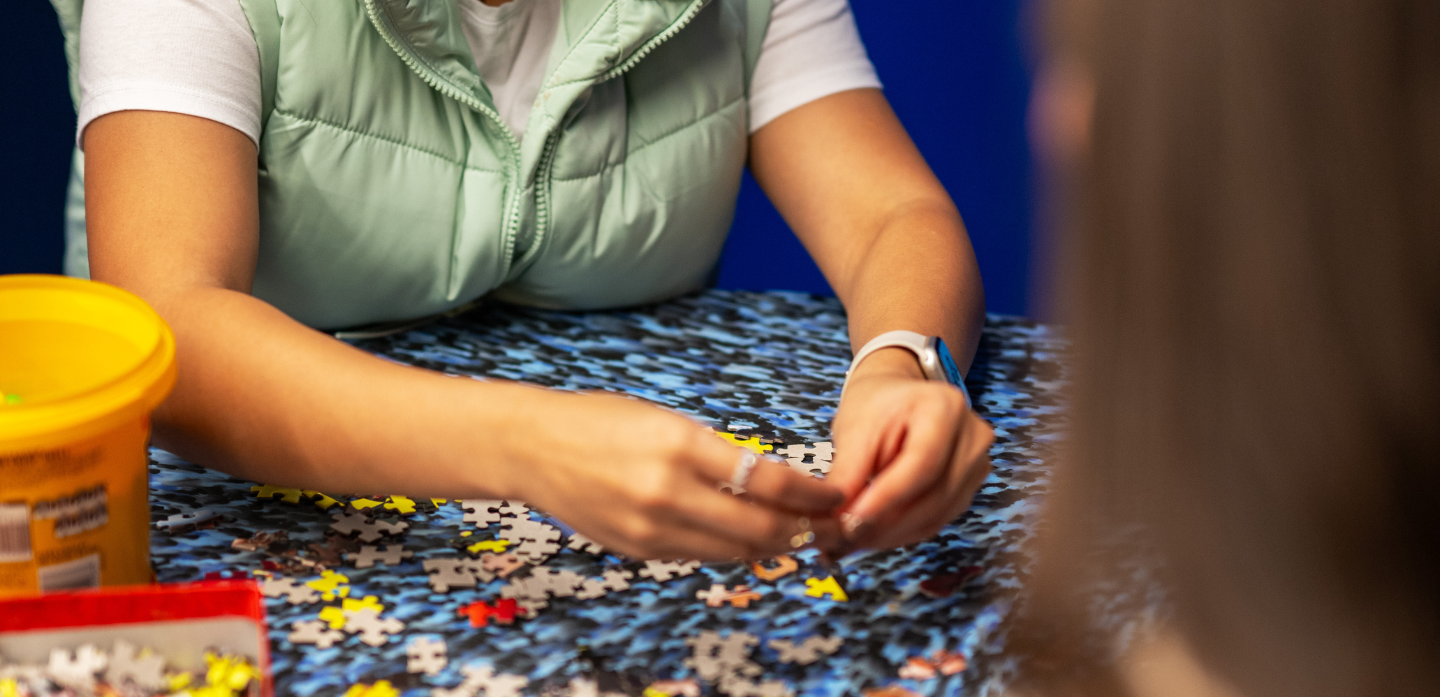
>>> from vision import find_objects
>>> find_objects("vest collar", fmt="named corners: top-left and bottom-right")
top-left (366, 0), bottom-right (709, 112)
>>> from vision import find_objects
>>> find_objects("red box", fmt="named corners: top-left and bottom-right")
top-left (0, 581), bottom-right (271, 696)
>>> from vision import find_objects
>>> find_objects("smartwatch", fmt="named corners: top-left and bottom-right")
top-left (842, 330), bottom-right (972, 407)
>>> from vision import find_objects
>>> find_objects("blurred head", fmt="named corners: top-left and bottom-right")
top-left (1017, 0), bottom-right (1440, 695)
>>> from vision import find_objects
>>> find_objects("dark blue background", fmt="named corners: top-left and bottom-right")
top-left (1, 0), bottom-right (1036, 317)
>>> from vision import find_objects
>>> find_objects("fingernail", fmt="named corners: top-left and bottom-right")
top-left (839, 512), bottom-right (872, 541)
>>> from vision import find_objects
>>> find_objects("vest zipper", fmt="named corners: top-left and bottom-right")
top-left (529, 130), bottom-right (563, 273)
top-left (597, 0), bottom-right (709, 83)
top-left (367, 0), bottom-right (709, 283)
top-left (528, 0), bottom-right (709, 269)
top-left (363, 0), bottom-right (527, 274)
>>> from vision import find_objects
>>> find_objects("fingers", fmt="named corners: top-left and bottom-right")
top-left (670, 475), bottom-right (844, 556)
top-left (596, 473), bottom-right (842, 560)
top-left (848, 412), bottom-right (994, 549)
top-left (824, 409), bottom-right (903, 500)
top-left (863, 450), bottom-right (992, 549)
top-left (680, 429), bottom-right (845, 515)
top-left (841, 389), bottom-right (966, 528)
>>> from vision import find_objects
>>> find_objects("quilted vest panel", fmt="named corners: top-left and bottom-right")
top-left (49, 0), bottom-right (769, 329)
top-left (242, 0), bottom-right (770, 328)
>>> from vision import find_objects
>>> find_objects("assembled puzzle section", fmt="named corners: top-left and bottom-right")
top-left (145, 291), bottom-right (1071, 697)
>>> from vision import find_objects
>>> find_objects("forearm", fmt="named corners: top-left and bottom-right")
top-left (146, 286), bottom-right (536, 499)
top-left (747, 90), bottom-right (985, 374)
top-left (835, 201), bottom-right (985, 374)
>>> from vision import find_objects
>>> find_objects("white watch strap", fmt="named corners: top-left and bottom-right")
top-left (841, 330), bottom-right (929, 401)
top-left (846, 330), bottom-right (929, 381)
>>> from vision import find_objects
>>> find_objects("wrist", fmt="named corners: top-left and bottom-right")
top-left (847, 346), bottom-right (927, 382)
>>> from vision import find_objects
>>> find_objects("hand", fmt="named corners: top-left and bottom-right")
top-left (503, 389), bottom-right (845, 561)
top-left (825, 348), bottom-right (994, 551)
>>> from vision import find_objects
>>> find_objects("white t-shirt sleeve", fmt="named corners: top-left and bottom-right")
top-left (74, 0), bottom-right (873, 146)
top-left (747, 0), bottom-right (882, 133)
top-left (77, 0), bottom-right (262, 149)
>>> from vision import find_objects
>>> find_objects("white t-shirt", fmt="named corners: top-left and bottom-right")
top-left (76, 0), bottom-right (881, 146)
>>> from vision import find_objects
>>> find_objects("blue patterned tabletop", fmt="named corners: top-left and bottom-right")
top-left (146, 290), bottom-right (1065, 697)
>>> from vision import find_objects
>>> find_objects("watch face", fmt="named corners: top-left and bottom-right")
top-left (932, 337), bottom-right (965, 387)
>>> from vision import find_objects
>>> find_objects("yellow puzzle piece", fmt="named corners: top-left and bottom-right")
top-left (382, 496), bottom-right (416, 515)
top-left (467, 539), bottom-right (511, 554)
top-left (306, 570), bottom-right (350, 601)
top-left (250, 484), bottom-right (303, 504)
top-left (344, 595), bottom-right (384, 614)
top-left (715, 432), bottom-right (772, 454)
top-left (804, 576), bottom-right (849, 602)
top-left (343, 681), bottom-right (400, 697)
top-left (318, 605), bottom-right (347, 629)
top-left (303, 490), bottom-right (341, 510)
top-left (203, 652), bottom-right (259, 692)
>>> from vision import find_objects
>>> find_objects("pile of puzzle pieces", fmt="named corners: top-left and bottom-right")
top-left (139, 292), bottom-right (1072, 697)
top-left (0, 642), bottom-right (259, 697)
top-left (152, 425), bottom-right (1016, 697)
top-left (237, 436), bottom-right (884, 697)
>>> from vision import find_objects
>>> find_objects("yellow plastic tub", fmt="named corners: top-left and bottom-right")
top-left (0, 275), bottom-right (176, 597)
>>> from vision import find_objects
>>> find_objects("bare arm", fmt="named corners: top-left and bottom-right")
top-left (749, 89), bottom-right (993, 549)
top-left (750, 88), bottom-right (985, 371)
top-left (85, 111), bottom-right (843, 558)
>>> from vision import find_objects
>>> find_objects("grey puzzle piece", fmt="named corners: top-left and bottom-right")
top-left (330, 511), bottom-right (409, 543)
top-left (105, 640), bottom-right (167, 692)
top-left (637, 560), bottom-right (701, 582)
top-left (531, 567), bottom-right (586, 598)
top-left (778, 442), bottom-right (833, 476)
top-left (287, 620), bottom-right (345, 649)
top-left (259, 576), bottom-right (320, 604)
top-left (346, 544), bottom-right (413, 569)
top-left (154, 509), bottom-right (222, 533)
top-left (719, 675), bottom-right (793, 697)
top-left (424, 557), bottom-right (479, 593)
top-left (565, 532), bottom-right (605, 555)
top-left (498, 502), bottom-right (531, 518)
top-left (685, 631), bottom-right (760, 682)
top-left (499, 517), bottom-right (562, 564)
top-left (767, 636), bottom-right (843, 665)
top-left (344, 607), bottom-right (405, 647)
top-left (46, 645), bottom-right (108, 691)
top-left (575, 568), bottom-right (633, 600)
top-left (433, 665), bottom-right (528, 697)
top-left (460, 500), bottom-right (504, 529)
top-left (405, 637), bottom-right (448, 676)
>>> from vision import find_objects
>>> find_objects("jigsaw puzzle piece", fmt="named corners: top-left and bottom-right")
top-left (288, 620), bottom-right (345, 649)
top-left (405, 637), bottom-right (448, 676)
top-left (346, 544), bottom-right (413, 569)
top-left (803, 576), bottom-right (848, 602)
top-left (423, 557), bottom-right (479, 593)
top-left (460, 500), bottom-right (505, 528)
top-left (343, 608), bottom-right (405, 647)
top-left (637, 560), bottom-right (701, 582)
top-left (251, 484), bottom-right (304, 504)
top-left (751, 556), bottom-right (798, 582)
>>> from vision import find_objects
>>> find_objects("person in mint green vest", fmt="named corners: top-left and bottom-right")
top-left (61, 0), bottom-right (992, 559)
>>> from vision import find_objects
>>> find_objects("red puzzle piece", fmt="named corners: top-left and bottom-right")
top-left (457, 598), bottom-right (519, 628)
top-left (917, 566), bottom-right (982, 598)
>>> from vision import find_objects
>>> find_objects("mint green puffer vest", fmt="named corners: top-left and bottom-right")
top-left (53, 0), bottom-right (770, 330)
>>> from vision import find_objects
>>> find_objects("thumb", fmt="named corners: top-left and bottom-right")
top-left (826, 410), bottom-right (900, 503)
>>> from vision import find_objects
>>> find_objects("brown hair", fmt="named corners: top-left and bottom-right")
top-left (1016, 0), bottom-right (1440, 695)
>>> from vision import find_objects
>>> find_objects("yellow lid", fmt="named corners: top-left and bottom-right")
top-left (0, 275), bottom-right (177, 453)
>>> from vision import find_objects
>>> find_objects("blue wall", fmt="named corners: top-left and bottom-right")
top-left (2, 0), bottom-right (1035, 317)
top-left (716, 1), bottom-right (1035, 316)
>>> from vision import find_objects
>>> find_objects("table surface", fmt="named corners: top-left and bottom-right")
top-left (146, 290), bottom-right (1065, 697)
